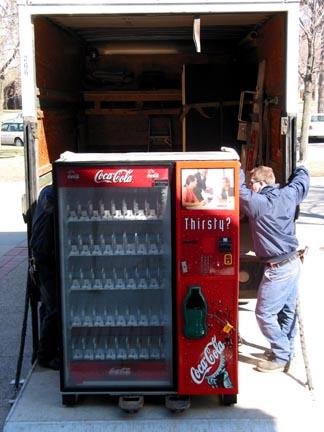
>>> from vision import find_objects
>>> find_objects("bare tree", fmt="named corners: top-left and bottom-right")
top-left (318, 30), bottom-right (324, 112)
top-left (0, 0), bottom-right (20, 120)
top-left (299, 0), bottom-right (324, 162)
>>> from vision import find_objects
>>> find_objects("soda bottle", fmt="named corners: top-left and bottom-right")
top-left (76, 201), bottom-right (82, 219)
top-left (183, 285), bottom-right (207, 339)
top-left (99, 200), bottom-right (105, 218)
top-left (87, 200), bottom-right (94, 219)
top-left (122, 199), bottom-right (128, 216)
top-left (111, 199), bottom-right (117, 218)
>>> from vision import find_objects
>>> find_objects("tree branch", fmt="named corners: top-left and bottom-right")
top-left (299, 17), bottom-right (313, 42)
top-left (0, 42), bottom-right (19, 76)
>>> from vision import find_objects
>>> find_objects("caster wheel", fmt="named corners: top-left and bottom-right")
top-left (119, 396), bottom-right (144, 413)
top-left (165, 395), bottom-right (191, 412)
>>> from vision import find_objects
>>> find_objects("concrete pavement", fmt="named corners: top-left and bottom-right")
top-left (1, 159), bottom-right (324, 431)
top-left (0, 181), bottom-right (26, 257)
top-left (0, 175), bottom-right (31, 432)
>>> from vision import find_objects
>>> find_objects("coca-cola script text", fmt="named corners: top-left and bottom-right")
top-left (94, 169), bottom-right (133, 184)
top-left (190, 335), bottom-right (225, 385)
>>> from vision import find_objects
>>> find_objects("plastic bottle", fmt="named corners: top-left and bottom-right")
top-left (183, 285), bottom-right (207, 339)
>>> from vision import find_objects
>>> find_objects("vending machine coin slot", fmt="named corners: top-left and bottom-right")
top-left (218, 237), bottom-right (232, 253)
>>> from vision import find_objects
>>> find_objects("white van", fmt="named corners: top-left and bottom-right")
top-left (309, 113), bottom-right (324, 140)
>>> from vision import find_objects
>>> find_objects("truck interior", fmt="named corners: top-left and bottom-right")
top-left (30, 11), bottom-right (288, 296)
top-left (32, 12), bottom-right (287, 171)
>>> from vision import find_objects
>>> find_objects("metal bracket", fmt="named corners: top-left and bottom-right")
top-left (281, 117), bottom-right (289, 135)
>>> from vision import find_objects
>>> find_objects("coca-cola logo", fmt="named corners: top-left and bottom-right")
top-left (94, 169), bottom-right (133, 184)
top-left (190, 335), bottom-right (225, 385)
top-left (108, 367), bottom-right (131, 376)
top-left (147, 169), bottom-right (160, 179)
top-left (67, 170), bottom-right (80, 180)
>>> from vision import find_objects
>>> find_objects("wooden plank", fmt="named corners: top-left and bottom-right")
top-left (245, 60), bottom-right (266, 171)
top-left (83, 89), bottom-right (181, 102)
top-left (37, 87), bottom-right (80, 103)
top-left (85, 108), bottom-right (181, 116)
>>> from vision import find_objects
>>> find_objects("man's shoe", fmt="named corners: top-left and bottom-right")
top-left (256, 359), bottom-right (286, 373)
top-left (263, 349), bottom-right (275, 360)
top-left (38, 357), bottom-right (60, 371)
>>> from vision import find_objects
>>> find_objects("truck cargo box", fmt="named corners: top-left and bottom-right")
top-left (18, 1), bottom-right (300, 296)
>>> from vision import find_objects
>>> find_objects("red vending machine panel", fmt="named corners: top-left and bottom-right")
top-left (176, 161), bottom-right (240, 396)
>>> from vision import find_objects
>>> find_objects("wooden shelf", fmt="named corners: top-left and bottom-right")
top-left (37, 87), bottom-right (80, 103)
top-left (84, 89), bottom-right (181, 102)
top-left (85, 108), bottom-right (181, 116)
top-left (83, 89), bottom-right (182, 115)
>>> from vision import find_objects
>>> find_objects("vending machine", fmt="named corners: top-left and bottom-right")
top-left (53, 152), bottom-right (239, 408)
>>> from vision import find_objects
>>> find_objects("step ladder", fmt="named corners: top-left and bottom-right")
top-left (147, 115), bottom-right (172, 151)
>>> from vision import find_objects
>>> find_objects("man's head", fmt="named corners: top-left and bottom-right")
top-left (249, 166), bottom-right (275, 193)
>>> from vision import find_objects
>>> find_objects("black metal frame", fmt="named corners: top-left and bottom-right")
top-left (53, 160), bottom-right (178, 397)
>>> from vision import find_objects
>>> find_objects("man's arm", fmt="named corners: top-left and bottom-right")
top-left (287, 166), bottom-right (310, 204)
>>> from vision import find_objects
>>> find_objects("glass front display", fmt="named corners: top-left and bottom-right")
top-left (57, 166), bottom-right (173, 389)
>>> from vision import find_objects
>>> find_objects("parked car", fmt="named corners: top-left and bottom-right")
top-left (0, 121), bottom-right (24, 146)
top-left (308, 113), bottom-right (324, 140)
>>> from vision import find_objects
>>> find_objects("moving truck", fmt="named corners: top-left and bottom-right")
top-left (18, 0), bottom-right (300, 298)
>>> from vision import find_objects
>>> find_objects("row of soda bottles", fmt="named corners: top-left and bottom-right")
top-left (70, 335), bottom-right (167, 361)
top-left (66, 197), bottom-right (165, 221)
top-left (69, 232), bottom-right (164, 256)
top-left (70, 305), bottom-right (168, 328)
top-left (68, 265), bottom-right (165, 291)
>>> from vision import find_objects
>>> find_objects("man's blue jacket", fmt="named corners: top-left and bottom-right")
top-left (239, 166), bottom-right (310, 263)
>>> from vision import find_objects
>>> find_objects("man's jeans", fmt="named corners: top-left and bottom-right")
top-left (255, 256), bottom-right (302, 363)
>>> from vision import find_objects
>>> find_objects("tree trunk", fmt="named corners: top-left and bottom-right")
top-left (319, 72), bottom-right (324, 112)
top-left (299, 34), bottom-right (316, 162)
top-left (300, 79), bottom-right (312, 162)
top-left (318, 32), bottom-right (324, 112)
top-left (0, 78), bottom-right (3, 147)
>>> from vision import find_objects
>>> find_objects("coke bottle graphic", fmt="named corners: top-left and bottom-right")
top-left (183, 285), bottom-right (207, 339)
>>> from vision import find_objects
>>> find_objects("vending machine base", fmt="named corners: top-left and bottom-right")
top-left (220, 394), bottom-right (238, 406)
top-left (62, 394), bottom-right (79, 407)
top-left (61, 392), bottom-right (237, 411)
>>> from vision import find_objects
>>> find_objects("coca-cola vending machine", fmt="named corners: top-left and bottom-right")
top-left (53, 152), bottom-right (239, 409)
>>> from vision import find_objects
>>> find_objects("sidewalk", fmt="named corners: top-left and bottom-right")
top-left (0, 155), bottom-right (30, 432)
top-left (0, 180), bottom-right (27, 278)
